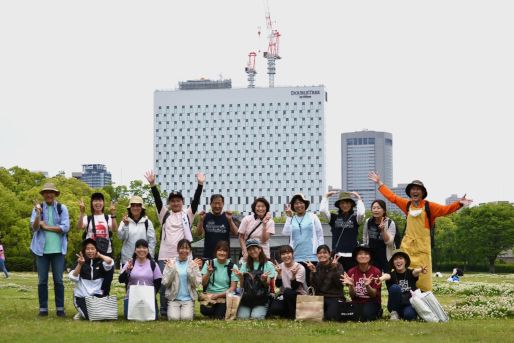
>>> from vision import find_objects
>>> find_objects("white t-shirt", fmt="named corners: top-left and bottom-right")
top-left (83, 214), bottom-right (113, 254)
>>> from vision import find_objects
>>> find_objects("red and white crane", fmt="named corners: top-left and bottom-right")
top-left (245, 51), bottom-right (257, 88)
top-left (262, 3), bottom-right (281, 88)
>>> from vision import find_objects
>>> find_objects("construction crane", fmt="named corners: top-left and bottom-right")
top-left (245, 52), bottom-right (257, 88)
top-left (262, 3), bottom-right (281, 88)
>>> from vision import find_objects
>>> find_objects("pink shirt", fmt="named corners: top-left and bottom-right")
top-left (158, 207), bottom-right (193, 260)
top-left (0, 245), bottom-right (5, 260)
top-left (279, 262), bottom-right (307, 295)
top-left (238, 214), bottom-right (275, 258)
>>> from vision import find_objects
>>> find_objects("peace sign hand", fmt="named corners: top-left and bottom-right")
top-left (122, 213), bottom-right (129, 225)
top-left (165, 258), bottom-right (175, 269)
top-left (459, 194), bottom-right (473, 206)
top-left (420, 265), bottom-right (428, 274)
top-left (206, 260), bottom-right (214, 274)
top-left (144, 170), bottom-right (156, 186)
top-left (262, 212), bottom-right (271, 224)
top-left (78, 199), bottom-right (85, 214)
top-left (192, 258), bottom-right (203, 269)
top-left (109, 201), bottom-right (116, 216)
top-left (305, 261), bottom-right (317, 273)
top-left (76, 252), bottom-right (85, 265)
top-left (331, 254), bottom-right (341, 266)
top-left (125, 259), bottom-right (134, 271)
top-left (284, 204), bottom-right (293, 217)
top-left (272, 260), bottom-right (282, 275)
top-left (378, 217), bottom-right (386, 231)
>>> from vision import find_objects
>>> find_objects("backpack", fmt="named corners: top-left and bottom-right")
top-left (395, 201), bottom-right (434, 249)
top-left (240, 263), bottom-right (269, 308)
top-left (83, 214), bottom-right (113, 255)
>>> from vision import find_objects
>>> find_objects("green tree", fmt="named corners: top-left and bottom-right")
top-left (455, 203), bottom-right (514, 273)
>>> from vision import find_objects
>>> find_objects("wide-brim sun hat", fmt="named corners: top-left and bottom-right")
top-left (405, 180), bottom-right (428, 199)
top-left (127, 195), bottom-right (146, 209)
top-left (334, 192), bottom-right (356, 208)
top-left (290, 193), bottom-right (310, 210)
top-left (40, 183), bottom-right (60, 196)
top-left (352, 244), bottom-right (373, 261)
top-left (389, 249), bottom-right (411, 270)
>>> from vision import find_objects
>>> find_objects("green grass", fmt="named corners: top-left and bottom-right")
top-left (0, 273), bottom-right (513, 343)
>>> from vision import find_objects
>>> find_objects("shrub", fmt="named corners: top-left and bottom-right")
top-left (6, 256), bottom-right (34, 271)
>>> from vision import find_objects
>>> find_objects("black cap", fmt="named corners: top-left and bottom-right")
top-left (167, 191), bottom-right (184, 202)
top-left (91, 192), bottom-right (105, 201)
top-left (82, 238), bottom-right (97, 249)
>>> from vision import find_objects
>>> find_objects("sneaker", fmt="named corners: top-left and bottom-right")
top-left (56, 310), bottom-right (66, 317)
top-left (389, 311), bottom-right (399, 321)
top-left (38, 311), bottom-right (48, 317)
top-left (73, 313), bottom-right (82, 320)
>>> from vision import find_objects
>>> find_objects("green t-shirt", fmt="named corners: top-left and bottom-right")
top-left (201, 259), bottom-right (239, 294)
top-left (239, 260), bottom-right (276, 279)
top-left (43, 205), bottom-right (62, 254)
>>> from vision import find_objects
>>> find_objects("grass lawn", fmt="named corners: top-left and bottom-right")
top-left (0, 272), bottom-right (513, 343)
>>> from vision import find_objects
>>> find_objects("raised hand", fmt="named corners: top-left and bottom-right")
top-left (349, 191), bottom-right (361, 200)
top-left (262, 212), bottom-right (271, 224)
top-left (272, 260), bottom-right (282, 275)
top-left (144, 170), bottom-right (156, 187)
top-left (225, 210), bottom-right (233, 221)
top-left (260, 272), bottom-right (269, 282)
top-left (199, 210), bottom-right (207, 221)
top-left (78, 199), bottom-right (85, 214)
top-left (165, 258), bottom-right (175, 269)
top-left (305, 261), bottom-right (316, 273)
top-left (125, 259), bottom-right (134, 271)
top-left (206, 260), bottom-right (214, 274)
top-left (122, 213), bottom-right (129, 225)
top-left (76, 252), bottom-right (85, 265)
top-left (325, 191), bottom-right (338, 198)
top-left (420, 265), bottom-right (428, 274)
top-left (331, 254), bottom-right (341, 267)
top-left (109, 201), bottom-right (116, 216)
top-left (378, 217), bottom-right (386, 231)
top-left (459, 194), bottom-right (473, 206)
top-left (290, 264), bottom-right (300, 276)
top-left (284, 204), bottom-right (293, 217)
top-left (363, 274), bottom-right (373, 286)
top-left (95, 251), bottom-right (104, 260)
top-left (233, 268), bottom-right (243, 278)
top-left (368, 171), bottom-right (381, 184)
top-left (192, 258), bottom-right (203, 269)
top-left (34, 200), bottom-right (42, 214)
top-left (195, 172), bottom-right (206, 185)
top-left (341, 272), bottom-right (354, 286)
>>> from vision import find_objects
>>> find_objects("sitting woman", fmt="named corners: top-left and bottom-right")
top-left (118, 239), bottom-right (162, 320)
top-left (234, 239), bottom-right (276, 320)
top-left (269, 245), bottom-right (308, 319)
top-left (200, 240), bottom-right (239, 319)
top-left (161, 239), bottom-right (203, 320)
top-left (381, 249), bottom-right (426, 321)
top-left (341, 245), bottom-right (382, 322)
top-left (306, 244), bottom-right (345, 321)
top-left (68, 238), bottom-right (114, 320)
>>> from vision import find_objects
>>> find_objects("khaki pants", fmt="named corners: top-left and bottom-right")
top-left (167, 300), bottom-right (194, 321)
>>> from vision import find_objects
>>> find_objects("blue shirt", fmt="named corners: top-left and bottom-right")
top-left (30, 202), bottom-right (70, 256)
top-left (291, 214), bottom-right (317, 261)
top-left (176, 260), bottom-right (192, 301)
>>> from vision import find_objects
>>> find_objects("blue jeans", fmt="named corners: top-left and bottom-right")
top-left (237, 304), bottom-right (268, 320)
top-left (387, 284), bottom-right (417, 321)
top-left (36, 253), bottom-right (65, 312)
top-left (0, 259), bottom-right (8, 278)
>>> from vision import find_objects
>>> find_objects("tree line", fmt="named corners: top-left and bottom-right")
top-left (0, 166), bottom-right (513, 272)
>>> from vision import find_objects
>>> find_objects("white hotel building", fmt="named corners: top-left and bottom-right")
top-left (153, 80), bottom-right (327, 215)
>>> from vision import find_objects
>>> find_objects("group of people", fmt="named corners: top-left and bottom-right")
top-left (28, 170), bottom-right (471, 321)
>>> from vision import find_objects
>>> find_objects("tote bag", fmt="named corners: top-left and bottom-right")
top-left (295, 287), bottom-right (324, 321)
top-left (85, 295), bottom-right (118, 321)
top-left (128, 283), bottom-right (156, 321)
top-left (225, 292), bottom-right (242, 320)
top-left (409, 289), bottom-right (449, 322)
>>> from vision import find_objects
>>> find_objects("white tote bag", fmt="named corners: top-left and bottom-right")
top-left (409, 289), bottom-right (448, 322)
top-left (127, 283), bottom-right (156, 321)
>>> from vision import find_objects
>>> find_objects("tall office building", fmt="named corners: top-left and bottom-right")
top-left (388, 183), bottom-right (409, 213)
top-left (341, 130), bottom-right (393, 209)
top-left (78, 164), bottom-right (112, 189)
top-left (153, 80), bottom-right (327, 216)
top-left (445, 194), bottom-right (459, 205)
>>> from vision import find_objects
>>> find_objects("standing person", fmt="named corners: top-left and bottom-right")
top-left (342, 245), bottom-right (382, 322)
top-left (30, 182), bottom-right (70, 317)
top-left (144, 170), bottom-right (204, 317)
top-left (362, 200), bottom-right (396, 273)
top-left (68, 239), bottom-right (114, 320)
top-left (235, 239), bottom-right (276, 320)
top-left (368, 171), bottom-right (472, 291)
top-left (380, 249), bottom-right (426, 321)
top-left (161, 239), bottom-right (203, 321)
top-left (238, 197), bottom-right (275, 260)
top-left (268, 245), bottom-right (307, 319)
top-left (117, 196), bottom-right (157, 268)
top-left (0, 239), bottom-right (9, 278)
top-left (77, 192), bottom-right (117, 295)
top-left (200, 240), bottom-right (239, 319)
top-left (119, 239), bottom-right (162, 320)
top-left (196, 194), bottom-right (238, 259)
top-left (305, 245), bottom-right (345, 321)
top-left (283, 193), bottom-right (324, 286)
top-left (320, 191), bottom-right (365, 272)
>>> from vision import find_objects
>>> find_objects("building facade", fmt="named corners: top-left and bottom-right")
top-left (78, 164), bottom-right (112, 189)
top-left (341, 130), bottom-right (393, 209)
top-left (153, 81), bottom-right (327, 216)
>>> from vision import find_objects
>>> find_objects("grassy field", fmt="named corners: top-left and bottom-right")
top-left (0, 272), bottom-right (513, 343)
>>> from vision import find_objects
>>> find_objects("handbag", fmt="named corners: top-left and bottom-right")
top-left (127, 282), bottom-right (156, 321)
top-left (338, 299), bottom-right (356, 322)
top-left (295, 287), bottom-right (323, 321)
top-left (409, 289), bottom-right (448, 322)
top-left (85, 295), bottom-right (118, 321)
top-left (225, 292), bottom-right (242, 320)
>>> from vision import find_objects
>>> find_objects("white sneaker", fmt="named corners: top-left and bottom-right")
top-left (73, 313), bottom-right (82, 320)
top-left (390, 311), bottom-right (400, 321)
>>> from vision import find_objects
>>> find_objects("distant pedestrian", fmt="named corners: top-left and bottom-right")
top-left (0, 239), bottom-right (9, 278)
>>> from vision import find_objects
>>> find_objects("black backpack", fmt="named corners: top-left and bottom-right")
top-left (240, 263), bottom-right (269, 308)
top-left (32, 202), bottom-right (63, 231)
top-left (395, 201), bottom-right (434, 249)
